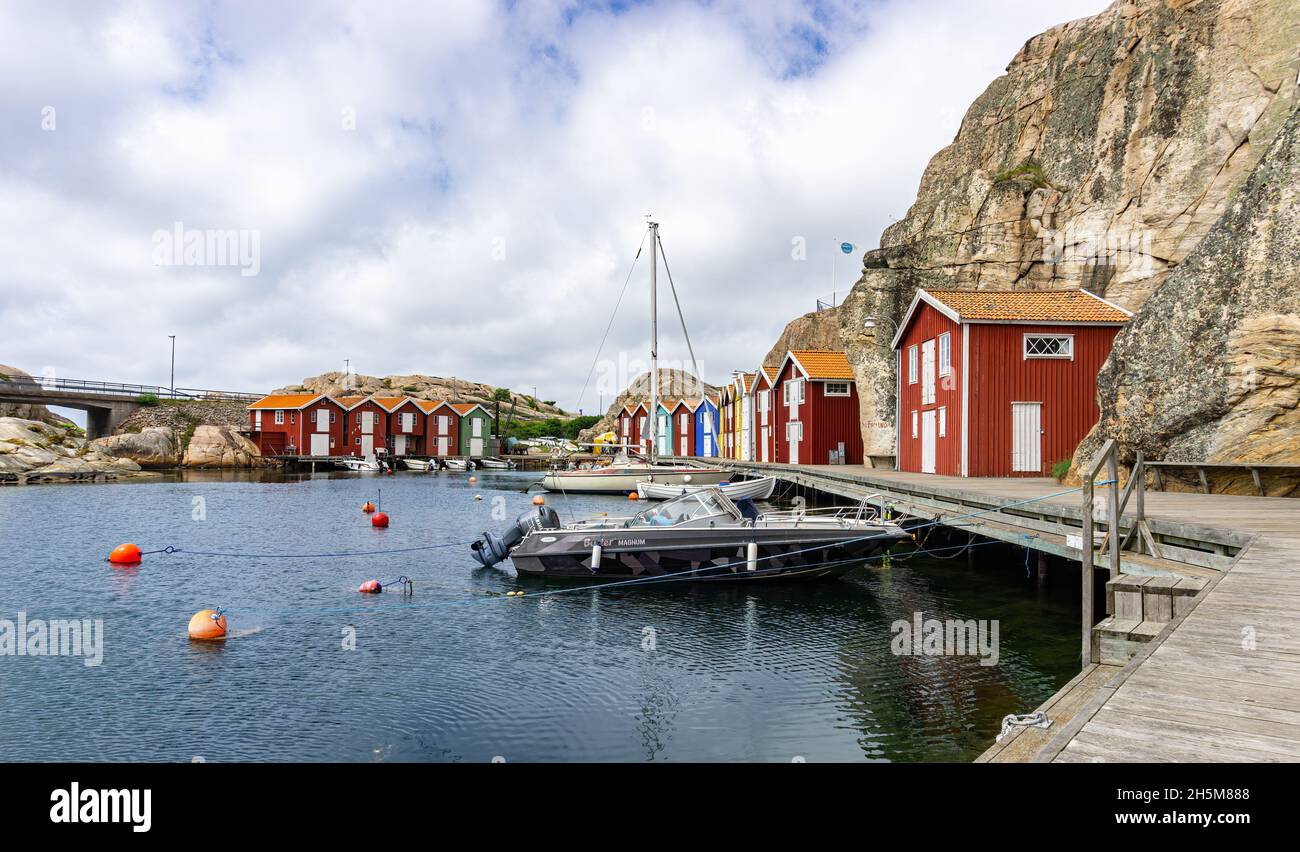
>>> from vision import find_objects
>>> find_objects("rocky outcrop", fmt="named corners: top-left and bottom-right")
top-left (0, 417), bottom-right (152, 484)
top-left (182, 425), bottom-right (261, 468)
top-left (279, 372), bottom-right (574, 421)
top-left (761, 309), bottom-right (844, 368)
top-left (799, 0), bottom-right (1299, 462)
top-left (1079, 101), bottom-right (1300, 475)
top-left (0, 365), bottom-right (76, 429)
top-left (93, 427), bottom-right (180, 467)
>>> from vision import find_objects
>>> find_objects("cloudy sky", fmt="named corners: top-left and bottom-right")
top-left (2, 0), bottom-right (1106, 421)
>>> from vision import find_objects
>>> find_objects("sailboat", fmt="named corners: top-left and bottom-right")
top-left (539, 220), bottom-right (727, 495)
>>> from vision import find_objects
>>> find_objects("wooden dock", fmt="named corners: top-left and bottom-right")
top-left (701, 459), bottom-right (1300, 763)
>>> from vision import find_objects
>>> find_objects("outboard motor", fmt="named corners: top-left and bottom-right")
top-left (470, 505), bottom-right (562, 568)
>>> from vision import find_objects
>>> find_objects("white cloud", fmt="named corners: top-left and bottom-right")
top-left (0, 0), bottom-right (1107, 414)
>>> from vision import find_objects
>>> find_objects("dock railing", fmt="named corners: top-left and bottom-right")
top-left (1080, 440), bottom-right (1157, 664)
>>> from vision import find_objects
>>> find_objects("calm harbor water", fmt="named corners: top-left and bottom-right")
top-left (0, 470), bottom-right (1079, 762)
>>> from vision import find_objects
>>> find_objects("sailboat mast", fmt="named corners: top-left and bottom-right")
top-left (648, 219), bottom-right (659, 463)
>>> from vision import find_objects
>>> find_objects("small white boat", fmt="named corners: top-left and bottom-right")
top-left (444, 458), bottom-right (473, 471)
top-left (636, 475), bottom-right (776, 502)
top-left (478, 457), bottom-right (516, 470)
top-left (402, 458), bottom-right (435, 472)
top-left (339, 457), bottom-right (381, 472)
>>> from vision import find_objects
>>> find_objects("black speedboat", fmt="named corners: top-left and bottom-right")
top-left (470, 488), bottom-right (909, 582)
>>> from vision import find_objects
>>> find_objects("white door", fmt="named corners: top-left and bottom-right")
top-left (361, 435), bottom-right (374, 456)
top-left (760, 426), bottom-right (769, 462)
top-left (310, 433), bottom-right (329, 456)
top-left (1012, 403), bottom-right (1042, 472)
top-left (316, 409), bottom-right (330, 432)
top-left (394, 435), bottom-right (407, 456)
top-left (921, 410), bottom-right (937, 474)
top-left (361, 411), bottom-right (374, 434)
top-left (437, 436), bottom-right (449, 456)
top-left (680, 434), bottom-right (688, 455)
top-left (787, 422), bottom-right (800, 465)
top-left (470, 437), bottom-right (484, 455)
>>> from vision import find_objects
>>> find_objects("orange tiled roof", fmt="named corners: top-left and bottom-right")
top-left (413, 398), bottom-right (449, 413)
top-left (248, 393), bottom-right (321, 410)
top-left (788, 350), bottom-right (855, 381)
top-left (741, 373), bottom-right (756, 392)
top-left (451, 403), bottom-right (485, 415)
top-left (924, 288), bottom-right (1130, 323)
top-left (371, 395), bottom-right (411, 411)
top-left (333, 395), bottom-right (366, 408)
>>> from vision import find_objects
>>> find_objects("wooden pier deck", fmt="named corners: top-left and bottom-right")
top-left (702, 460), bottom-right (1300, 763)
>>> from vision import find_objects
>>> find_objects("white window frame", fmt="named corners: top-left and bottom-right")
top-left (785, 421), bottom-right (803, 441)
top-left (274, 410), bottom-right (284, 424)
top-left (911, 410), bottom-right (918, 439)
top-left (309, 409), bottom-right (317, 423)
top-left (1023, 333), bottom-right (1074, 360)
top-left (824, 381), bottom-right (851, 397)
top-left (938, 332), bottom-right (951, 376)
top-left (783, 378), bottom-right (805, 405)
top-left (908, 345), bottom-right (918, 384)
top-left (939, 406), bottom-right (947, 437)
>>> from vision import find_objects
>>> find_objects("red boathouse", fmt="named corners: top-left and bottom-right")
top-left (891, 288), bottom-right (1131, 477)
top-left (771, 350), bottom-right (863, 466)
top-left (247, 393), bottom-right (345, 457)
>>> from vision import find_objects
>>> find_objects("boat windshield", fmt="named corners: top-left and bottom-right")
top-left (627, 490), bottom-right (737, 527)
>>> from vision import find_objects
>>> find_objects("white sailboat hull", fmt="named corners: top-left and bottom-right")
top-left (540, 466), bottom-right (727, 494)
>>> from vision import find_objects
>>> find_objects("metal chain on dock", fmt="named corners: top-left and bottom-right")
top-left (996, 711), bottom-right (1052, 742)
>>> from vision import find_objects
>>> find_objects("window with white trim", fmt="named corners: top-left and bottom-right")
top-left (911, 410), bottom-right (918, 439)
top-left (1024, 333), bottom-right (1074, 359)
top-left (908, 345), bottom-right (918, 384)
top-left (309, 410), bottom-right (317, 423)
top-left (783, 378), bottom-right (805, 405)
top-left (785, 422), bottom-right (802, 441)
top-left (824, 381), bottom-right (850, 397)
top-left (289, 412), bottom-right (295, 424)
top-left (274, 410), bottom-right (284, 425)
top-left (939, 406), bottom-right (947, 437)
top-left (938, 332), bottom-right (951, 376)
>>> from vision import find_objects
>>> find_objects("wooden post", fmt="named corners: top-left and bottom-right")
top-left (1081, 463), bottom-right (1095, 665)
top-left (1108, 452), bottom-right (1121, 584)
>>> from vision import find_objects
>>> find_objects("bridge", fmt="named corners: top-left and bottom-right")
top-left (0, 376), bottom-right (261, 438)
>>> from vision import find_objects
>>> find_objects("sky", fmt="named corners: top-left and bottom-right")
top-left (1, 0), bottom-right (1108, 421)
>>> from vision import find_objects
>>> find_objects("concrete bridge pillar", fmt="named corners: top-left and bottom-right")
top-left (84, 402), bottom-right (139, 440)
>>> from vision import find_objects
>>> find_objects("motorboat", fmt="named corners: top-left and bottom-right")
top-left (338, 457), bottom-right (381, 472)
top-left (402, 458), bottom-right (435, 472)
top-left (470, 487), bottom-right (909, 582)
top-left (636, 475), bottom-right (776, 501)
top-left (478, 457), bottom-right (517, 470)
top-left (444, 458), bottom-right (473, 471)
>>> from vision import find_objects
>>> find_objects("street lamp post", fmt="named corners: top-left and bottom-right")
top-left (168, 335), bottom-right (176, 397)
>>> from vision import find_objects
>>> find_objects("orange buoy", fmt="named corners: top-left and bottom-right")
top-left (468, 475), bottom-right (477, 484)
top-left (363, 501), bottom-right (375, 514)
top-left (108, 543), bottom-right (142, 565)
top-left (628, 492), bottom-right (639, 500)
top-left (188, 609), bottom-right (227, 641)
top-left (371, 512), bottom-right (389, 528)
top-left (531, 495), bottom-right (545, 506)
top-left (358, 579), bottom-right (382, 594)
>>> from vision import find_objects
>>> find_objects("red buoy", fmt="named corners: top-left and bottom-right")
top-left (371, 512), bottom-right (390, 528)
top-left (359, 580), bottom-right (382, 594)
top-left (109, 543), bottom-right (142, 565)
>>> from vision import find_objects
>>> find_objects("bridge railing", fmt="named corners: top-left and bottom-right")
top-left (0, 375), bottom-right (261, 402)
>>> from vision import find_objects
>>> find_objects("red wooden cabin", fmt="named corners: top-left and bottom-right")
top-left (246, 393), bottom-right (345, 457)
top-left (375, 396), bottom-right (424, 456)
top-left (619, 402), bottom-right (648, 454)
top-left (669, 399), bottom-right (695, 457)
top-left (891, 288), bottom-right (1130, 477)
top-left (418, 399), bottom-right (459, 457)
top-left (771, 350), bottom-right (862, 466)
top-left (338, 395), bottom-right (391, 458)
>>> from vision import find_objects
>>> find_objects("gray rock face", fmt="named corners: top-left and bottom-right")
top-left (1080, 102), bottom-right (1300, 470)
top-left (0, 417), bottom-right (150, 484)
top-left (182, 425), bottom-right (261, 468)
top-left (92, 427), bottom-right (179, 467)
top-left (771, 0), bottom-right (1300, 461)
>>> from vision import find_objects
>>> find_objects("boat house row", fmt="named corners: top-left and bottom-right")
top-left (616, 349), bottom-right (865, 466)
top-left (245, 393), bottom-right (496, 459)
